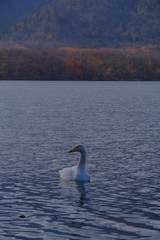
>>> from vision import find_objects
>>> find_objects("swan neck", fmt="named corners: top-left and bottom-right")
top-left (78, 151), bottom-right (86, 169)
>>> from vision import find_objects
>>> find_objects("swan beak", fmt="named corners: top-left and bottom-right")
top-left (68, 147), bottom-right (77, 153)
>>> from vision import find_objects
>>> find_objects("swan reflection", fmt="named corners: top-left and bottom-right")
top-left (60, 180), bottom-right (88, 206)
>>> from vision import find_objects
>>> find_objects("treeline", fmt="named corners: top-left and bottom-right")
top-left (0, 46), bottom-right (160, 80)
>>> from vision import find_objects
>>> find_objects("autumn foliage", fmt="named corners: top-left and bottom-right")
top-left (0, 46), bottom-right (160, 80)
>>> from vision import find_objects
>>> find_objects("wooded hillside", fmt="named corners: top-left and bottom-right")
top-left (0, 0), bottom-right (160, 48)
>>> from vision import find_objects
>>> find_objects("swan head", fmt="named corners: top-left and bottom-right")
top-left (68, 145), bottom-right (86, 154)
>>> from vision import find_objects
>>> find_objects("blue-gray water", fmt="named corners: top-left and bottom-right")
top-left (0, 81), bottom-right (160, 239)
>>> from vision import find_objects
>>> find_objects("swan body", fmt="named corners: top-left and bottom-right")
top-left (59, 145), bottom-right (90, 182)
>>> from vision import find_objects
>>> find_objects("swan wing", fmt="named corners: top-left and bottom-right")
top-left (59, 166), bottom-right (76, 181)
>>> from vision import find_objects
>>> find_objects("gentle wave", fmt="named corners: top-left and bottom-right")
top-left (0, 81), bottom-right (160, 239)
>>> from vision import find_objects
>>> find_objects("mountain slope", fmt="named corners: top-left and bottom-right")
top-left (0, 0), bottom-right (52, 32)
top-left (1, 0), bottom-right (160, 47)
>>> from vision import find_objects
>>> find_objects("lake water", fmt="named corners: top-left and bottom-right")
top-left (0, 81), bottom-right (160, 239)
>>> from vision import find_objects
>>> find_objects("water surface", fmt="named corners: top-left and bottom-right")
top-left (0, 81), bottom-right (160, 239)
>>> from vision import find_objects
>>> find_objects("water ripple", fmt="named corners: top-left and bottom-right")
top-left (0, 81), bottom-right (160, 239)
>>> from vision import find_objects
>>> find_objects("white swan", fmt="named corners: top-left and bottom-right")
top-left (59, 145), bottom-right (90, 182)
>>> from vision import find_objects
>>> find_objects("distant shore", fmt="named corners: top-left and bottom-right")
top-left (0, 46), bottom-right (160, 81)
